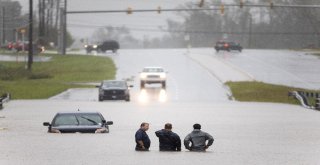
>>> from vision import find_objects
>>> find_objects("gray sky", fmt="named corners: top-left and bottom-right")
top-left (17, 0), bottom-right (194, 40)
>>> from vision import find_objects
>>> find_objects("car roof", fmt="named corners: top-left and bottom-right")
top-left (143, 66), bottom-right (164, 69)
top-left (102, 80), bottom-right (125, 83)
top-left (55, 111), bottom-right (102, 115)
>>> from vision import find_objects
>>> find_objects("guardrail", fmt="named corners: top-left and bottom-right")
top-left (316, 97), bottom-right (320, 110)
top-left (0, 93), bottom-right (10, 110)
top-left (288, 91), bottom-right (320, 110)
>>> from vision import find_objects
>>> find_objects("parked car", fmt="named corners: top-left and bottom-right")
top-left (43, 111), bottom-right (113, 133)
top-left (215, 41), bottom-right (242, 52)
top-left (140, 67), bottom-right (167, 89)
top-left (6, 41), bottom-right (44, 54)
top-left (97, 80), bottom-right (133, 101)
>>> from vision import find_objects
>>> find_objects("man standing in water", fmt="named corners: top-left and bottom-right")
top-left (135, 122), bottom-right (151, 151)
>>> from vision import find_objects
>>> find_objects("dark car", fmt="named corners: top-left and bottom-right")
top-left (215, 41), bottom-right (242, 52)
top-left (97, 80), bottom-right (133, 101)
top-left (97, 40), bottom-right (119, 53)
top-left (43, 111), bottom-right (113, 133)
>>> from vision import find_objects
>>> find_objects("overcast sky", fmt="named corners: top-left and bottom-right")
top-left (16, 0), bottom-right (200, 40)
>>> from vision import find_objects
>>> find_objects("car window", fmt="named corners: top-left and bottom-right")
top-left (143, 68), bottom-right (164, 72)
top-left (77, 114), bottom-right (102, 126)
top-left (102, 81), bottom-right (126, 88)
top-left (53, 114), bottom-right (78, 126)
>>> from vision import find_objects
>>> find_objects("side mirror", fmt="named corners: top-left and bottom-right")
top-left (106, 121), bottom-right (113, 125)
top-left (43, 122), bottom-right (51, 126)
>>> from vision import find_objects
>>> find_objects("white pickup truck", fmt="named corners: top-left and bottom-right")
top-left (139, 67), bottom-right (167, 89)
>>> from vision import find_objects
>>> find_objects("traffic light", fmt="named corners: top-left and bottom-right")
top-left (157, 6), bottom-right (161, 14)
top-left (240, 0), bottom-right (244, 9)
top-left (127, 7), bottom-right (132, 14)
top-left (199, 0), bottom-right (204, 7)
top-left (220, 4), bottom-right (224, 15)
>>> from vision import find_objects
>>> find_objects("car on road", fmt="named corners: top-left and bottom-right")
top-left (140, 67), bottom-right (167, 89)
top-left (43, 111), bottom-right (113, 133)
top-left (84, 44), bottom-right (98, 53)
top-left (97, 40), bottom-right (119, 53)
top-left (97, 80), bottom-right (133, 101)
top-left (215, 41), bottom-right (242, 52)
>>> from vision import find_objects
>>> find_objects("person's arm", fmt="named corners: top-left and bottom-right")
top-left (177, 136), bottom-right (181, 151)
top-left (205, 133), bottom-right (214, 148)
top-left (135, 130), bottom-right (145, 149)
top-left (137, 140), bottom-right (145, 149)
top-left (184, 134), bottom-right (191, 150)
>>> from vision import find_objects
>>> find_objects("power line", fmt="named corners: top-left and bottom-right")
top-left (67, 23), bottom-right (319, 36)
top-left (67, 4), bottom-right (320, 14)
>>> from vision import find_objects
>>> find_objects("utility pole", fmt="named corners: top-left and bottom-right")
top-left (27, 0), bottom-right (33, 70)
top-left (248, 14), bottom-right (252, 48)
top-left (1, 7), bottom-right (5, 46)
top-left (38, 0), bottom-right (45, 44)
top-left (62, 0), bottom-right (67, 55)
top-left (58, 0), bottom-right (66, 55)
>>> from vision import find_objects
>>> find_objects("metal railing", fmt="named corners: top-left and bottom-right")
top-left (289, 91), bottom-right (320, 110)
top-left (0, 93), bottom-right (10, 110)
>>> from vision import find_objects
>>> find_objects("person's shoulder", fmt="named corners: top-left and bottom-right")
top-left (171, 131), bottom-right (180, 137)
top-left (155, 129), bottom-right (163, 134)
top-left (202, 130), bottom-right (213, 136)
top-left (136, 129), bottom-right (144, 133)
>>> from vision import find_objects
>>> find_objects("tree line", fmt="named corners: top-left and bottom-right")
top-left (143, 0), bottom-right (320, 49)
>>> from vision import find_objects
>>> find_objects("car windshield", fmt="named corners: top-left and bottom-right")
top-left (143, 68), bottom-right (164, 72)
top-left (53, 114), bottom-right (102, 126)
top-left (102, 81), bottom-right (126, 88)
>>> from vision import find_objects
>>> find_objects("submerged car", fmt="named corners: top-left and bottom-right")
top-left (215, 41), bottom-right (242, 52)
top-left (140, 67), bottom-right (167, 89)
top-left (43, 111), bottom-right (113, 133)
top-left (97, 80), bottom-right (133, 101)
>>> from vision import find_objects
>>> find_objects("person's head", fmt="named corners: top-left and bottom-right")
top-left (193, 123), bottom-right (201, 130)
top-left (140, 122), bottom-right (149, 131)
top-left (164, 123), bottom-right (172, 130)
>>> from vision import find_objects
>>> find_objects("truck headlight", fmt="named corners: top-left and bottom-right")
top-left (140, 73), bottom-right (147, 79)
top-left (160, 74), bottom-right (166, 79)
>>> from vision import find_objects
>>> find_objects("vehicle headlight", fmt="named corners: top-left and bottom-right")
top-left (84, 45), bottom-right (88, 48)
top-left (95, 128), bottom-right (107, 133)
top-left (140, 73), bottom-right (147, 79)
top-left (160, 74), bottom-right (166, 79)
top-left (50, 128), bottom-right (61, 133)
top-left (93, 45), bottom-right (98, 49)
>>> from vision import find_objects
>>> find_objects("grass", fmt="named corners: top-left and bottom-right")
top-left (226, 81), bottom-right (320, 105)
top-left (0, 54), bottom-right (116, 99)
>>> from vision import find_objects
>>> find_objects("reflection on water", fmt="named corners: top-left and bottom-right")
top-left (138, 87), bottom-right (167, 103)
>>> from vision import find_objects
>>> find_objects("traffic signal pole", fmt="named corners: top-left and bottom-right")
top-left (27, 0), bottom-right (33, 70)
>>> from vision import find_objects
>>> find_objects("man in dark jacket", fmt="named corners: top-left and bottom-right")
top-left (184, 123), bottom-right (214, 151)
top-left (155, 123), bottom-right (181, 151)
top-left (135, 122), bottom-right (151, 151)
